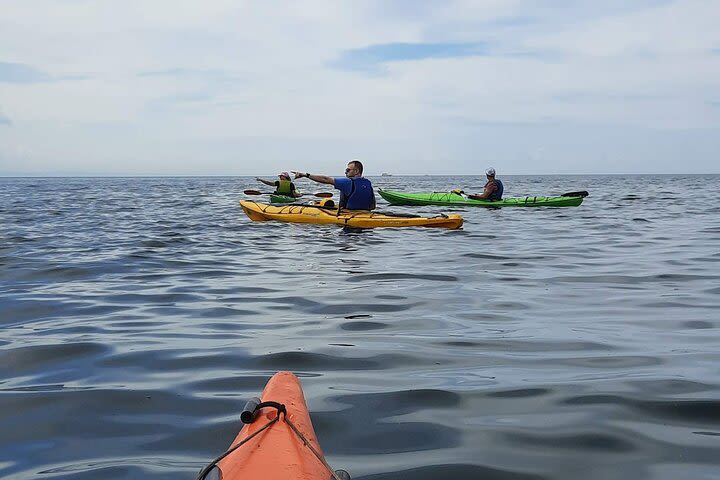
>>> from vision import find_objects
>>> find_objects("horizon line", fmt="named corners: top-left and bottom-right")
top-left (2, 172), bottom-right (719, 178)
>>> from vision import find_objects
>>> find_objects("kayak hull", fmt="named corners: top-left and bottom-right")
top-left (215, 371), bottom-right (330, 480)
top-left (378, 189), bottom-right (584, 207)
top-left (240, 200), bottom-right (463, 229)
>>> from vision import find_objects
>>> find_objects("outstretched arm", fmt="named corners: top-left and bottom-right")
top-left (292, 171), bottom-right (335, 186)
top-left (256, 177), bottom-right (276, 186)
top-left (468, 191), bottom-right (490, 200)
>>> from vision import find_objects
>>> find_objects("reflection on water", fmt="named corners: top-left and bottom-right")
top-left (1, 175), bottom-right (719, 480)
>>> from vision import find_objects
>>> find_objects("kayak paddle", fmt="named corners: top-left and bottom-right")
top-left (243, 189), bottom-right (333, 198)
top-left (560, 191), bottom-right (589, 198)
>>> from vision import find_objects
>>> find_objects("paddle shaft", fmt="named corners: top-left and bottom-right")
top-left (243, 189), bottom-right (332, 198)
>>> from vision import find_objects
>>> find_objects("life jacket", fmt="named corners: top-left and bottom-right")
top-left (488, 179), bottom-right (503, 201)
top-left (275, 179), bottom-right (293, 195)
top-left (340, 177), bottom-right (376, 210)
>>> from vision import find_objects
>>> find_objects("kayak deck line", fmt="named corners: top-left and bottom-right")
top-left (198, 371), bottom-right (351, 480)
top-left (260, 202), bottom-right (433, 219)
top-left (196, 410), bottom-right (280, 480)
top-left (198, 404), bottom-right (346, 480)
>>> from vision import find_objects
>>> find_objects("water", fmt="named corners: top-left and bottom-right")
top-left (1, 175), bottom-right (719, 480)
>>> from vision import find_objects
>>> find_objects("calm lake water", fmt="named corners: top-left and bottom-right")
top-left (1, 175), bottom-right (719, 480)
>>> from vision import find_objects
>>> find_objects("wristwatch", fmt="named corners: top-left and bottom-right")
top-left (305, 173), bottom-right (311, 178)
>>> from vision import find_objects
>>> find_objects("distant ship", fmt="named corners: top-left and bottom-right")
top-left (381, 172), bottom-right (392, 177)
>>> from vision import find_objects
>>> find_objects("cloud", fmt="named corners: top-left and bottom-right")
top-left (0, 61), bottom-right (87, 84)
top-left (330, 42), bottom-right (490, 72)
top-left (0, 0), bottom-right (719, 174)
top-left (139, 68), bottom-right (219, 77)
top-left (137, 68), bottom-right (245, 84)
top-left (0, 62), bottom-right (51, 83)
top-left (527, 0), bottom-right (720, 57)
top-left (145, 92), bottom-right (215, 113)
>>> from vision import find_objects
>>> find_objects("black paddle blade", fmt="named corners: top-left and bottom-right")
top-left (560, 190), bottom-right (589, 198)
top-left (314, 192), bottom-right (333, 198)
top-left (243, 189), bottom-right (265, 195)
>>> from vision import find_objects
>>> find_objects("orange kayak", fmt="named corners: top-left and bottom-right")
top-left (197, 371), bottom-right (349, 480)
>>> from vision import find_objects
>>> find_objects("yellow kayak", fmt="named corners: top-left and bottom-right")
top-left (239, 200), bottom-right (463, 229)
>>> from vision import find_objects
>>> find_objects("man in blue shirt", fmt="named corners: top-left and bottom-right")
top-left (292, 160), bottom-right (376, 210)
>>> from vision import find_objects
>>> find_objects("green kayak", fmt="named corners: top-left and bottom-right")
top-left (269, 194), bottom-right (300, 204)
top-left (378, 189), bottom-right (587, 207)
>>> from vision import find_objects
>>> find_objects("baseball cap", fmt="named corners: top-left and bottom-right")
top-left (279, 171), bottom-right (290, 178)
top-left (485, 167), bottom-right (496, 176)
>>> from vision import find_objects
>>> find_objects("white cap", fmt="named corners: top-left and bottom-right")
top-left (485, 167), bottom-right (496, 176)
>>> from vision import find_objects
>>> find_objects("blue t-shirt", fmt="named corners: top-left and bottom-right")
top-left (334, 177), bottom-right (376, 210)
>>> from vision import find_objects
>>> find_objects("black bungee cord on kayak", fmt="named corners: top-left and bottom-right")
top-left (195, 400), bottom-right (282, 480)
top-left (196, 399), bottom-right (350, 480)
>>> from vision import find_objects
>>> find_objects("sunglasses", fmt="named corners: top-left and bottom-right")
top-left (345, 168), bottom-right (354, 173)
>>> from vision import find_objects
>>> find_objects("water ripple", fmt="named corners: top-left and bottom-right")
top-left (1, 175), bottom-right (719, 480)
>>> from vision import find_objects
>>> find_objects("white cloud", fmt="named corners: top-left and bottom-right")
top-left (0, 0), bottom-right (719, 174)
top-left (528, 0), bottom-right (720, 57)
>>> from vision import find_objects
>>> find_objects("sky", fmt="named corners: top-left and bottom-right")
top-left (1, 0), bottom-right (719, 176)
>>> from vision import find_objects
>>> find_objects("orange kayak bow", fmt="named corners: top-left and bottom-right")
top-left (197, 371), bottom-right (349, 480)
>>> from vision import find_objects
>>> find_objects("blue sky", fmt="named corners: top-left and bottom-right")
top-left (1, 0), bottom-right (719, 175)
